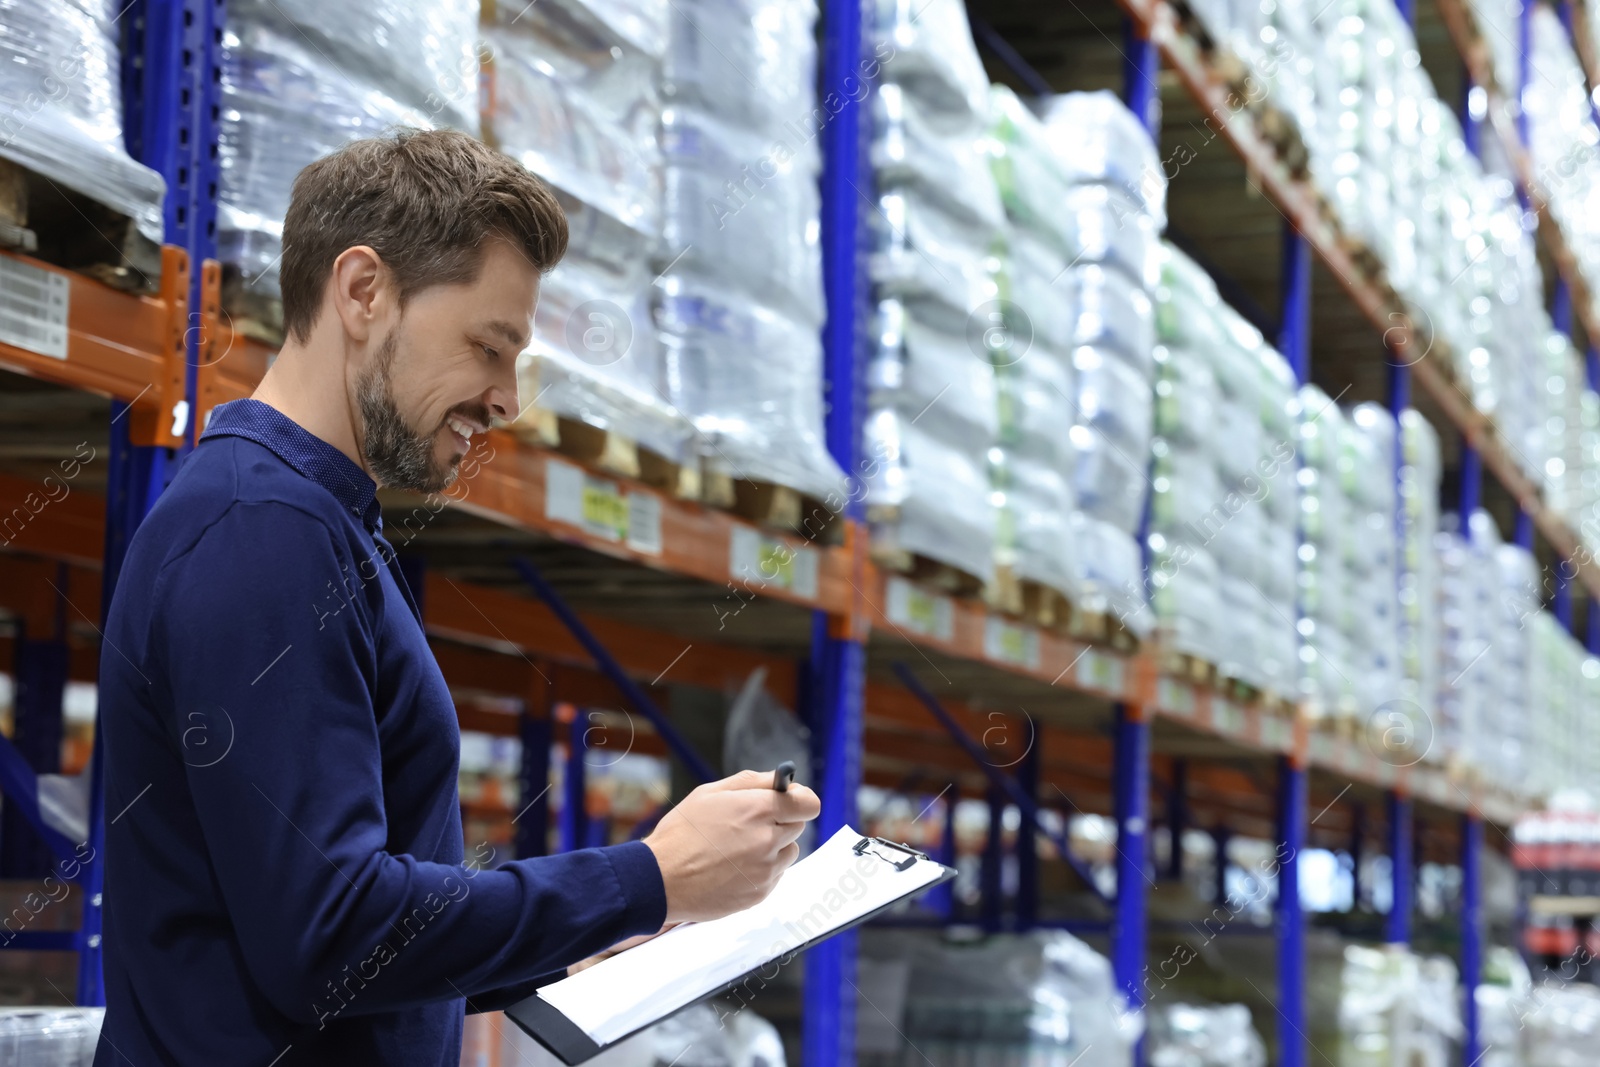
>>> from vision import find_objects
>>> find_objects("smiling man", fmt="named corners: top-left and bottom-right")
top-left (93, 129), bottom-right (818, 1065)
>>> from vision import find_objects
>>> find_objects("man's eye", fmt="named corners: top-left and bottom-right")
top-left (481, 345), bottom-right (499, 361)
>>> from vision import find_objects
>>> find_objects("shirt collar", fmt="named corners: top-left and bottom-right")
top-left (202, 399), bottom-right (383, 533)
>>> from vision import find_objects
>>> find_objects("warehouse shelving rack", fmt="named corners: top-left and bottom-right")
top-left (0, 0), bottom-right (1576, 1062)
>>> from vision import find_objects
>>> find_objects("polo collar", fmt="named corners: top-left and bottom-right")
top-left (202, 399), bottom-right (383, 533)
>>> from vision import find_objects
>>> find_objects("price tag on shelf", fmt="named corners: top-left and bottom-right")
top-left (729, 526), bottom-right (818, 600)
top-left (544, 458), bottom-right (661, 555)
top-left (983, 617), bottom-right (1040, 670)
top-left (1158, 677), bottom-right (1195, 719)
top-left (0, 257), bottom-right (68, 360)
top-left (884, 577), bottom-right (953, 642)
top-left (1075, 647), bottom-right (1125, 696)
top-left (1211, 697), bottom-right (1244, 737)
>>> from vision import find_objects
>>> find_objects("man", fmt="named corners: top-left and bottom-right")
top-left (94, 128), bottom-right (819, 1065)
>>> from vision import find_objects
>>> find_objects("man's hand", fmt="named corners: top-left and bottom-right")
top-left (642, 769), bottom-right (821, 923)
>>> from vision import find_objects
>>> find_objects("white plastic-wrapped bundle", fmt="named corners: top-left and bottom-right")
top-left (219, 0), bottom-right (479, 295)
top-left (1397, 411), bottom-right (1440, 713)
top-left (1296, 386), bottom-right (1352, 716)
top-left (1433, 521), bottom-right (1490, 769)
top-left (1147, 1003), bottom-right (1266, 1067)
top-left (0, 0), bottom-right (165, 240)
top-left (1335, 946), bottom-right (1461, 1067)
top-left (491, 0), bottom-right (697, 464)
top-left (0, 1006), bottom-right (104, 1066)
top-left (1346, 404), bottom-right (1400, 721)
top-left (864, 0), bottom-right (999, 581)
top-left (1538, 332), bottom-right (1589, 529)
top-left (651, 0), bottom-right (844, 500)
top-left (858, 929), bottom-right (1139, 1066)
top-left (1040, 92), bottom-right (1164, 634)
top-left (1527, 611), bottom-right (1589, 796)
top-left (1525, 982), bottom-right (1600, 1067)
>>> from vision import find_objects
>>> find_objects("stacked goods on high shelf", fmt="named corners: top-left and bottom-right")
top-left (487, 0), bottom-right (696, 480)
top-left (1537, 329), bottom-right (1600, 546)
top-left (1146, 1003), bottom-right (1266, 1067)
top-left (1148, 245), bottom-right (1297, 695)
top-left (864, 0), bottom-right (1002, 588)
top-left (0, 1007), bottom-right (103, 1066)
top-left (857, 929), bottom-right (1138, 1066)
top-left (0, 0), bottom-right (166, 284)
top-left (1397, 411), bottom-right (1442, 718)
top-left (1334, 945), bottom-right (1461, 1067)
top-left (1182, 0), bottom-right (1558, 489)
top-left (1293, 391), bottom-right (1401, 729)
top-left (1518, 8), bottom-right (1600, 320)
top-left (1526, 609), bottom-right (1600, 799)
top-left (652, 0), bottom-right (845, 514)
top-left (981, 85), bottom-right (1087, 621)
top-left (218, 0), bottom-right (480, 329)
top-left (1434, 511), bottom-right (1530, 787)
top-left (1040, 92), bottom-right (1165, 636)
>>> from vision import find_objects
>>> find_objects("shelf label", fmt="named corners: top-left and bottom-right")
top-left (730, 526), bottom-right (818, 600)
top-left (0, 257), bottom-right (68, 360)
top-left (1076, 647), bottom-right (1125, 695)
top-left (1159, 677), bottom-right (1196, 719)
top-left (1212, 697), bottom-right (1244, 736)
top-left (1260, 714), bottom-right (1293, 752)
top-left (544, 458), bottom-right (661, 555)
top-left (884, 577), bottom-right (953, 642)
top-left (983, 617), bottom-right (1040, 670)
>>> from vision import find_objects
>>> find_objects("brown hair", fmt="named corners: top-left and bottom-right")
top-left (278, 127), bottom-right (568, 344)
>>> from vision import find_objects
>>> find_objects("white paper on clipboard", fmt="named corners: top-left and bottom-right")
top-left (536, 825), bottom-right (948, 1046)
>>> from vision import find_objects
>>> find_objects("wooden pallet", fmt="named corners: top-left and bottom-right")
top-left (513, 406), bottom-right (702, 501)
top-left (1159, 646), bottom-right (1217, 689)
top-left (1257, 103), bottom-right (1310, 177)
top-left (1067, 604), bottom-right (1141, 653)
top-left (701, 472), bottom-right (843, 543)
top-left (221, 265), bottom-right (287, 346)
top-left (0, 159), bottom-right (160, 292)
top-left (868, 537), bottom-right (987, 600)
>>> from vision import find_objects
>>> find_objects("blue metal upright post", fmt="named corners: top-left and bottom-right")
top-left (516, 715), bottom-right (552, 858)
top-left (1016, 743), bottom-right (1039, 929)
top-left (1276, 756), bottom-right (1308, 1067)
top-left (926, 785), bottom-right (958, 919)
top-left (1460, 442), bottom-right (1482, 524)
top-left (1554, 277), bottom-right (1574, 337)
top-left (1514, 508), bottom-right (1534, 551)
top-left (1519, 0), bottom-right (1534, 147)
top-left (1113, 703), bottom-right (1150, 1061)
top-left (981, 787), bottom-right (1006, 933)
top-left (1122, 17), bottom-right (1160, 137)
top-left (1588, 346), bottom-right (1600, 393)
top-left (0, 636), bottom-right (69, 879)
top-left (1167, 760), bottom-right (1187, 881)
top-left (1350, 802), bottom-right (1366, 909)
top-left (1556, 565), bottom-right (1574, 629)
top-left (1463, 66), bottom-right (1483, 157)
top-left (1279, 230), bottom-right (1312, 385)
top-left (809, 0), bottom-right (870, 1057)
top-left (559, 716), bottom-right (588, 854)
top-left (1386, 792), bottom-right (1412, 943)
top-left (1212, 826), bottom-right (1232, 904)
top-left (1462, 813), bottom-right (1484, 1065)
top-left (1589, 598), bottom-right (1600, 654)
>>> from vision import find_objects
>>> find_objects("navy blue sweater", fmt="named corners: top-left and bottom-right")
top-left (94, 399), bottom-right (666, 1065)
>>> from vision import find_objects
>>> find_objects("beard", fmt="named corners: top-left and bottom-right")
top-left (355, 328), bottom-right (459, 495)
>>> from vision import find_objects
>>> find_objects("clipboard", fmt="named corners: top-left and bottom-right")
top-left (506, 827), bottom-right (954, 1064)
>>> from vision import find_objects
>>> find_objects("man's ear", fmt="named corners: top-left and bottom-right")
top-left (329, 245), bottom-right (391, 344)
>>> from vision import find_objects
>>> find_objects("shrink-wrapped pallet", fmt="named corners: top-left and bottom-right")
top-left (488, 0), bottom-right (695, 463)
top-left (864, 0), bottom-right (999, 582)
top-left (0, 0), bottom-right (165, 240)
top-left (219, 0), bottom-right (478, 303)
top-left (651, 0), bottom-right (844, 501)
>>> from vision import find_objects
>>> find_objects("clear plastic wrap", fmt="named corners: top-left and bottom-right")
top-left (871, 0), bottom-right (991, 123)
top-left (661, 0), bottom-right (818, 133)
top-left (1336, 945), bottom-right (1460, 1067)
top-left (655, 270), bottom-right (845, 498)
top-left (1525, 982), bottom-right (1600, 1067)
top-left (219, 11), bottom-right (443, 293)
top-left (0, 0), bottom-right (165, 240)
top-left (1148, 1003), bottom-right (1266, 1067)
top-left (0, 1007), bottom-right (104, 1066)
top-left (1039, 91), bottom-right (1167, 227)
top-left (858, 929), bottom-right (1140, 1066)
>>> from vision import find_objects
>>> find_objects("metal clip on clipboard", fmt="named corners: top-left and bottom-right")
top-left (853, 836), bottom-right (929, 872)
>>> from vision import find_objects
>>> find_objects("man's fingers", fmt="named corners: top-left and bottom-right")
top-left (698, 769), bottom-right (773, 793)
top-left (775, 841), bottom-right (800, 873)
top-left (773, 783), bottom-right (821, 822)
